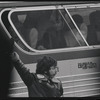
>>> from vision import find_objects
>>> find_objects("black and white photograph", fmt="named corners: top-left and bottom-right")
top-left (0, 1), bottom-right (100, 99)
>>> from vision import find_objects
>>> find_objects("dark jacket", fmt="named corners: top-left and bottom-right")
top-left (13, 60), bottom-right (63, 97)
top-left (40, 27), bottom-right (67, 49)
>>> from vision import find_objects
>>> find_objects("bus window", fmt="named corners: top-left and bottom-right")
top-left (67, 6), bottom-right (100, 46)
top-left (59, 9), bottom-right (88, 47)
top-left (9, 7), bottom-right (89, 51)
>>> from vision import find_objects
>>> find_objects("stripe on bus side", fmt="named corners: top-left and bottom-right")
top-left (17, 48), bottom-right (100, 64)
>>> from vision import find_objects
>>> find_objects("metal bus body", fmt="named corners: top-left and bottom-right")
top-left (0, 1), bottom-right (100, 97)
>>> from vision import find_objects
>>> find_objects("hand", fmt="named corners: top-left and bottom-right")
top-left (11, 52), bottom-right (20, 62)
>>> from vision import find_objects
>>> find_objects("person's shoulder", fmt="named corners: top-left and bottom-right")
top-left (80, 23), bottom-right (87, 31)
top-left (30, 27), bottom-right (38, 34)
top-left (36, 74), bottom-right (48, 82)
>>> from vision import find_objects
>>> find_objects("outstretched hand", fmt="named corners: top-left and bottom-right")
top-left (11, 52), bottom-right (20, 62)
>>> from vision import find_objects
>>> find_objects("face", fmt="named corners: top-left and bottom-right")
top-left (48, 66), bottom-right (59, 79)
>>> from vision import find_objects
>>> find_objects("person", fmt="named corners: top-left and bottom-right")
top-left (28, 26), bottom-right (45, 50)
top-left (39, 10), bottom-right (67, 49)
top-left (64, 14), bottom-right (88, 47)
top-left (23, 13), bottom-right (45, 50)
top-left (11, 52), bottom-right (63, 97)
top-left (72, 14), bottom-right (88, 40)
top-left (29, 27), bottom-right (39, 49)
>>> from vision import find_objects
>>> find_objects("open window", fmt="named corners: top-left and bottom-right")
top-left (8, 5), bottom-right (90, 52)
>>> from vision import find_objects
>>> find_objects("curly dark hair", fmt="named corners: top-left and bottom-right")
top-left (72, 14), bottom-right (83, 28)
top-left (36, 56), bottom-right (57, 75)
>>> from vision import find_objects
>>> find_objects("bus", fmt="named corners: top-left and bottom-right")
top-left (0, 1), bottom-right (100, 97)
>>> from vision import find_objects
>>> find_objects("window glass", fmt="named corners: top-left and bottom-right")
top-left (68, 6), bottom-right (100, 46)
top-left (10, 8), bottom-right (89, 51)
top-left (60, 9), bottom-right (88, 47)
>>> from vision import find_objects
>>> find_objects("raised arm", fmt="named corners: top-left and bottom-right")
top-left (11, 52), bottom-right (35, 87)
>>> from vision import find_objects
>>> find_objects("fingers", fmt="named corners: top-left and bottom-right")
top-left (11, 52), bottom-right (20, 62)
top-left (11, 52), bottom-right (16, 57)
top-left (11, 52), bottom-right (19, 59)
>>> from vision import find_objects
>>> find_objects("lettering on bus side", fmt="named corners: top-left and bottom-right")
top-left (78, 62), bottom-right (97, 69)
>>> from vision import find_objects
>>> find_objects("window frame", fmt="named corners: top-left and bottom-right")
top-left (7, 4), bottom-right (100, 53)
top-left (0, 8), bottom-right (31, 54)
